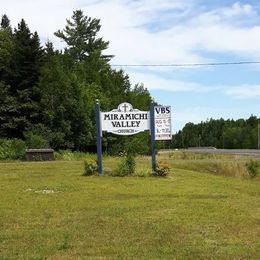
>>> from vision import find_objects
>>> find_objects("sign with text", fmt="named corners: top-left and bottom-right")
top-left (154, 106), bottom-right (172, 140)
top-left (101, 102), bottom-right (150, 135)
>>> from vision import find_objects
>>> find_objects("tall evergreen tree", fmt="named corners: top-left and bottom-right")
top-left (0, 82), bottom-right (18, 137)
top-left (54, 10), bottom-right (113, 62)
top-left (12, 20), bottom-right (43, 91)
top-left (2, 19), bottom-right (44, 137)
top-left (0, 30), bottom-right (13, 80)
top-left (1, 14), bottom-right (12, 33)
top-left (0, 14), bottom-right (13, 80)
top-left (0, 16), bottom-right (17, 137)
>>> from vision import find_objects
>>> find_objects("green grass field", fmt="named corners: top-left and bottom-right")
top-left (0, 155), bottom-right (259, 259)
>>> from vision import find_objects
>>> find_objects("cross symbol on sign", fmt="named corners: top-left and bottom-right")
top-left (122, 103), bottom-right (128, 112)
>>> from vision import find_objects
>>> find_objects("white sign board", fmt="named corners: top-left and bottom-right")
top-left (154, 106), bottom-right (172, 140)
top-left (101, 102), bottom-right (150, 135)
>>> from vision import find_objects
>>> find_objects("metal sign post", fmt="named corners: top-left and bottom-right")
top-left (150, 104), bottom-right (156, 173)
top-left (257, 123), bottom-right (260, 149)
top-left (95, 101), bottom-right (102, 174)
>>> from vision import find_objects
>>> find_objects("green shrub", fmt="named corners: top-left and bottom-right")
top-left (152, 161), bottom-right (170, 177)
top-left (55, 150), bottom-right (74, 161)
top-left (125, 154), bottom-right (136, 174)
top-left (246, 160), bottom-right (260, 178)
top-left (83, 160), bottom-right (97, 176)
top-left (113, 161), bottom-right (129, 177)
top-left (135, 170), bottom-right (150, 177)
top-left (113, 154), bottom-right (136, 177)
top-left (0, 139), bottom-right (26, 160)
top-left (24, 132), bottom-right (49, 149)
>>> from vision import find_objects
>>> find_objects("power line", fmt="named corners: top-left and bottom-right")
top-left (111, 61), bottom-right (260, 67)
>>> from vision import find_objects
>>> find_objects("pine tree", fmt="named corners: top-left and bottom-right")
top-left (1, 14), bottom-right (12, 33)
top-left (2, 19), bottom-right (44, 137)
top-left (0, 82), bottom-right (18, 137)
top-left (0, 14), bottom-right (13, 79)
top-left (54, 10), bottom-right (113, 62)
top-left (0, 31), bottom-right (13, 80)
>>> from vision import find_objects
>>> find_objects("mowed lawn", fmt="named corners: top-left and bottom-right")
top-left (0, 158), bottom-right (259, 259)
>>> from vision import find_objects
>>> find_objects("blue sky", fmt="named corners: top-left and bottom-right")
top-left (1, 0), bottom-right (260, 133)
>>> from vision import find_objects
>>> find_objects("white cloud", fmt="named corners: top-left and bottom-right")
top-left (191, 25), bottom-right (260, 56)
top-left (82, 0), bottom-right (260, 65)
top-left (82, 0), bottom-right (204, 65)
top-left (1, 0), bottom-right (77, 48)
top-left (128, 71), bottom-right (260, 101)
top-left (221, 2), bottom-right (255, 17)
top-left (224, 85), bottom-right (260, 99)
top-left (2, 1), bottom-right (260, 63)
top-left (128, 71), bottom-right (208, 92)
top-left (194, 2), bottom-right (255, 24)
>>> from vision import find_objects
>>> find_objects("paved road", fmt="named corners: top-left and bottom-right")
top-left (159, 148), bottom-right (260, 158)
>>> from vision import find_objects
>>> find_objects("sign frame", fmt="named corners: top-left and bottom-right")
top-left (95, 101), bottom-right (172, 174)
top-left (101, 102), bottom-right (150, 136)
top-left (154, 105), bottom-right (172, 141)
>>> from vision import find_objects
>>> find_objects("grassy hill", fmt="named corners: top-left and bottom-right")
top-left (0, 155), bottom-right (259, 259)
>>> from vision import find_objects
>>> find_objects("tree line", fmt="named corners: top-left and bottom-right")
top-left (0, 10), bottom-right (154, 154)
top-left (1, 10), bottom-right (259, 154)
top-left (172, 116), bottom-right (260, 149)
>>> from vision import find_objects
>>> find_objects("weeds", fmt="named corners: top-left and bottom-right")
top-left (83, 160), bottom-right (97, 176)
top-left (160, 151), bottom-right (256, 179)
top-left (134, 170), bottom-right (150, 177)
top-left (0, 139), bottom-right (26, 160)
top-left (246, 160), bottom-right (260, 178)
top-left (113, 153), bottom-right (136, 176)
top-left (152, 161), bottom-right (170, 177)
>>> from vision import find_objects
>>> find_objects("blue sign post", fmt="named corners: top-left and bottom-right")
top-left (150, 104), bottom-right (156, 173)
top-left (95, 101), bottom-right (102, 174)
